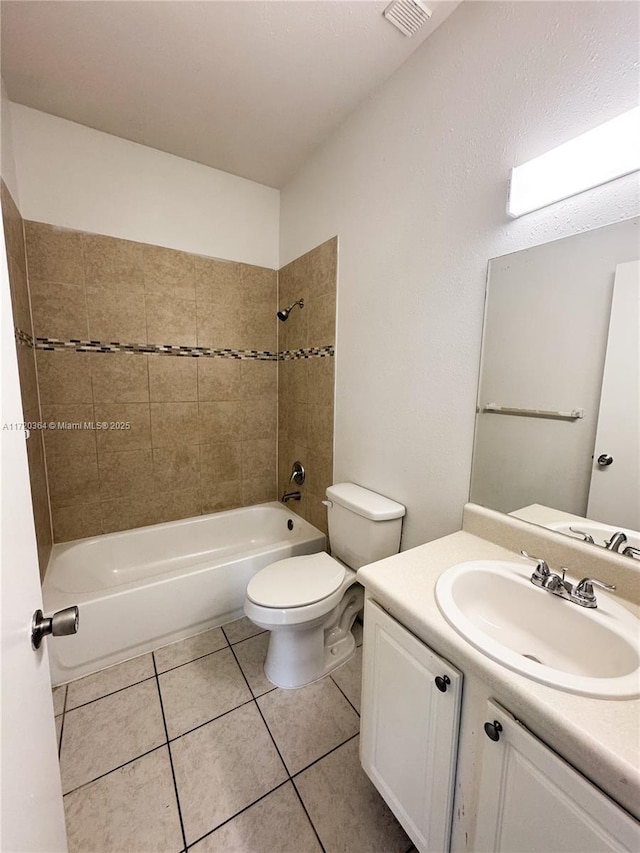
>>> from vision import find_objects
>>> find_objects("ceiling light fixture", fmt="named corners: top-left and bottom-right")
top-left (507, 106), bottom-right (640, 218)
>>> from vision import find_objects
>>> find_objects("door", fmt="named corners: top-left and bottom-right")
top-left (360, 599), bottom-right (462, 853)
top-left (474, 701), bottom-right (640, 852)
top-left (1, 228), bottom-right (67, 849)
top-left (587, 260), bottom-right (640, 529)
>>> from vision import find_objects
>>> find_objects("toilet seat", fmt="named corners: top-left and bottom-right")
top-left (246, 552), bottom-right (345, 608)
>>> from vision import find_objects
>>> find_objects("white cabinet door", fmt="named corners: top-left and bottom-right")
top-left (360, 599), bottom-right (462, 852)
top-left (475, 701), bottom-right (640, 853)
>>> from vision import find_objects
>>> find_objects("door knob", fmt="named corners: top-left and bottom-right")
top-left (484, 720), bottom-right (503, 742)
top-left (31, 606), bottom-right (79, 650)
top-left (597, 454), bottom-right (614, 466)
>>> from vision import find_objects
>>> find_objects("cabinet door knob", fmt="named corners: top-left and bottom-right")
top-left (434, 675), bottom-right (451, 692)
top-left (484, 720), bottom-right (503, 742)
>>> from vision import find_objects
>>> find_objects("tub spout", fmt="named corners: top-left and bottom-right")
top-left (282, 491), bottom-right (301, 503)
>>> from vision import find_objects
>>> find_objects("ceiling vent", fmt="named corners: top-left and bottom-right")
top-left (383, 0), bottom-right (432, 37)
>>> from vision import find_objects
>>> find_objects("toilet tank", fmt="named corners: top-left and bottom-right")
top-left (325, 483), bottom-right (406, 570)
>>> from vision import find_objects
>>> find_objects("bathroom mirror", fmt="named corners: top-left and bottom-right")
top-left (470, 217), bottom-right (640, 543)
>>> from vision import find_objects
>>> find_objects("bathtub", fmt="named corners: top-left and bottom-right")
top-left (43, 503), bottom-right (326, 685)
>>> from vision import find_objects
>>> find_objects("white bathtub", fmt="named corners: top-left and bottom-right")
top-left (43, 503), bottom-right (326, 685)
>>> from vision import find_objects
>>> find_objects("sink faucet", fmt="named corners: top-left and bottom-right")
top-left (520, 551), bottom-right (615, 608)
top-left (622, 545), bottom-right (640, 561)
top-left (605, 531), bottom-right (628, 552)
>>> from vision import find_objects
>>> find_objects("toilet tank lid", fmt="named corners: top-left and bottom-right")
top-left (326, 483), bottom-right (406, 521)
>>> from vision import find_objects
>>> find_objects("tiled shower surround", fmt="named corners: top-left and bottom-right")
top-left (2, 179), bottom-right (336, 558)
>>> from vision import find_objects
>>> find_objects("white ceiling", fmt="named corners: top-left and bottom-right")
top-left (0, 0), bottom-right (460, 188)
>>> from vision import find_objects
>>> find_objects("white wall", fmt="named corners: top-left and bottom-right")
top-left (10, 105), bottom-right (280, 268)
top-left (470, 218), bottom-right (639, 517)
top-left (1, 82), bottom-right (20, 203)
top-left (280, 1), bottom-right (640, 549)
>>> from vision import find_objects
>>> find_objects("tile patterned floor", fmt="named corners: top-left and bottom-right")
top-left (53, 616), bottom-right (413, 853)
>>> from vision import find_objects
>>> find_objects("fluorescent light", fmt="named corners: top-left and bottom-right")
top-left (508, 106), bottom-right (640, 218)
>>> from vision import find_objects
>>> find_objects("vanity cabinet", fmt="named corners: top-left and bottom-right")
top-left (360, 598), bottom-right (640, 853)
top-left (475, 701), bottom-right (640, 853)
top-left (360, 599), bottom-right (463, 852)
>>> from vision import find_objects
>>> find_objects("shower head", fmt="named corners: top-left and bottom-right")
top-left (276, 298), bottom-right (304, 322)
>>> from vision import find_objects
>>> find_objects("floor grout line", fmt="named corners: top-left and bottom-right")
top-left (185, 779), bottom-right (291, 850)
top-left (63, 672), bottom-right (157, 713)
top-left (62, 743), bottom-right (167, 798)
top-left (227, 640), bottom-right (327, 853)
top-left (153, 655), bottom-right (189, 853)
top-left (168, 696), bottom-right (257, 744)
top-left (330, 674), bottom-right (360, 717)
top-left (291, 731), bottom-right (360, 780)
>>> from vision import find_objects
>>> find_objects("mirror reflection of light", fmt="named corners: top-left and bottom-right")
top-left (508, 106), bottom-right (640, 218)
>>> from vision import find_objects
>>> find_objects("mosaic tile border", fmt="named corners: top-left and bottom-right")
top-left (15, 329), bottom-right (334, 361)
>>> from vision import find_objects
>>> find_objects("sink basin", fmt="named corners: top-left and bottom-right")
top-left (435, 560), bottom-right (640, 698)
top-left (546, 520), bottom-right (640, 551)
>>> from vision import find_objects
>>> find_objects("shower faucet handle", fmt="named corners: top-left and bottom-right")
top-left (290, 461), bottom-right (305, 485)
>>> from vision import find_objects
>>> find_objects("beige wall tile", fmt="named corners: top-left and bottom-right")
top-left (279, 399), bottom-right (307, 446)
top-left (306, 405), bottom-right (334, 458)
top-left (306, 357), bottom-right (335, 408)
top-left (25, 430), bottom-right (53, 572)
top-left (239, 264), bottom-right (277, 304)
top-left (304, 449), bottom-right (333, 499)
top-left (1, 181), bottom-right (26, 273)
top-left (240, 360), bottom-right (277, 400)
top-left (82, 233), bottom-right (144, 290)
top-left (194, 256), bottom-right (240, 303)
top-left (42, 404), bottom-right (97, 456)
top-left (197, 359), bottom-right (242, 401)
top-left (52, 503), bottom-right (102, 542)
top-left (241, 399), bottom-right (277, 441)
top-left (152, 446), bottom-right (200, 491)
top-left (100, 494), bottom-right (157, 534)
top-left (25, 221), bottom-right (84, 285)
top-left (277, 303), bottom-right (308, 352)
top-left (47, 452), bottom-right (100, 508)
top-left (150, 488), bottom-right (202, 526)
top-left (145, 294), bottom-right (197, 346)
top-left (199, 401), bottom-right (242, 444)
top-left (102, 488), bottom-right (202, 534)
top-left (16, 345), bottom-right (39, 418)
top-left (201, 481), bottom-right (242, 514)
top-left (307, 293), bottom-right (336, 348)
top-left (278, 258), bottom-right (310, 310)
top-left (7, 255), bottom-right (32, 334)
top-left (196, 309), bottom-right (243, 349)
top-left (148, 357), bottom-right (197, 402)
top-left (142, 244), bottom-right (195, 300)
top-left (200, 442), bottom-right (241, 484)
top-left (150, 402), bottom-right (198, 448)
top-left (279, 359), bottom-right (308, 404)
top-left (86, 287), bottom-right (147, 343)
top-left (98, 449), bottom-right (154, 499)
top-left (91, 354), bottom-right (149, 403)
top-left (241, 438), bottom-right (276, 480)
top-left (308, 237), bottom-right (338, 296)
top-left (30, 280), bottom-right (88, 340)
top-left (242, 476), bottom-right (276, 506)
top-left (94, 402), bottom-right (151, 452)
top-left (236, 304), bottom-right (277, 351)
top-left (36, 351), bottom-right (93, 405)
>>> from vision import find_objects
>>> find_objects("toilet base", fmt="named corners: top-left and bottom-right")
top-left (263, 584), bottom-right (364, 689)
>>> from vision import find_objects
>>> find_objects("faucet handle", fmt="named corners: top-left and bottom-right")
top-left (569, 527), bottom-right (595, 544)
top-left (520, 550), bottom-right (550, 579)
top-left (573, 577), bottom-right (616, 607)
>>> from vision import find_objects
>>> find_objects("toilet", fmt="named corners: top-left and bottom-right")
top-left (244, 482), bottom-right (406, 688)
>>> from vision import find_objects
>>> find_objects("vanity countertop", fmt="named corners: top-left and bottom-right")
top-left (356, 507), bottom-right (640, 821)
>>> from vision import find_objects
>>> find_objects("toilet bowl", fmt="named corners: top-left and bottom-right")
top-left (244, 483), bottom-right (405, 689)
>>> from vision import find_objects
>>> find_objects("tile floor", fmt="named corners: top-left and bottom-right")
top-left (52, 616), bottom-right (413, 853)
